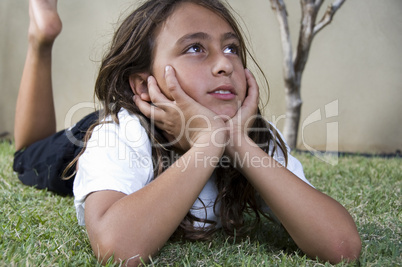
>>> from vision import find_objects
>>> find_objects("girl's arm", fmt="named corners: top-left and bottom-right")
top-left (227, 141), bottom-right (361, 263)
top-left (84, 67), bottom-right (228, 266)
top-left (15, 0), bottom-right (62, 150)
top-left (85, 141), bottom-right (224, 265)
top-left (225, 70), bottom-right (361, 264)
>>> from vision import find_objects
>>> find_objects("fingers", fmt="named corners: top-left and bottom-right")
top-left (134, 75), bottom-right (166, 119)
top-left (243, 69), bottom-right (259, 108)
top-left (134, 70), bottom-right (185, 121)
top-left (134, 67), bottom-right (185, 121)
top-left (133, 95), bottom-right (164, 119)
top-left (164, 65), bottom-right (193, 103)
top-left (147, 76), bottom-right (170, 105)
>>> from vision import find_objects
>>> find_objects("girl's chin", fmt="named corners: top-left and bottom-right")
top-left (211, 109), bottom-right (237, 120)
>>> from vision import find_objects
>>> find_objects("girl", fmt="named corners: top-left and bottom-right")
top-left (14, 0), bottom-right (361, 266)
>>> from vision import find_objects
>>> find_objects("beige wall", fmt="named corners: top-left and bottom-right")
top-left (1, 0), bottom-right (401, 154)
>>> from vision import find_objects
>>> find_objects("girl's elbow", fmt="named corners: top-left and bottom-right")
top-left (328, 232), bottom-right (362, 264)
top-left (92, 232), bottom-right (149, 267)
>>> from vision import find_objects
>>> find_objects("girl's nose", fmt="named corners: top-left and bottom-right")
top-left (212, 53), bottom-right (234, 77)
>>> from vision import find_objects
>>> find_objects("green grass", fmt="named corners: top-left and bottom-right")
top-left (0, 141), bottom-right (401, 266)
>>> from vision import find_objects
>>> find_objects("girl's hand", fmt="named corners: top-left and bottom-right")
top-left (134, 66), bottom-right (228, 151)
top-left (225, 69), bottom-right (260, 157)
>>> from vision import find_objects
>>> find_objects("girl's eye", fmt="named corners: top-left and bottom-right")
top-left (223, 44), bottom-right (239, 55)
top-left (186, 44), bottom-right (204, 53)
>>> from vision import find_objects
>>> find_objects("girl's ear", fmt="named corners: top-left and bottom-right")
top-left (129, 72), bottom-right (151, 101)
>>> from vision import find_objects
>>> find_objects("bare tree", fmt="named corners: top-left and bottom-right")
top-left (270, 0), bottom-right (346, 149)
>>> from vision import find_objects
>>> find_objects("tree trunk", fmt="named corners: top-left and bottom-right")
top-left (283, 84), bottom-right (302, 150)
top-left (270, 0), bottom-right (346, 150)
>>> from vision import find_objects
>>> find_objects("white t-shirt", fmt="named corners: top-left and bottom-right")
top-left (73, 108), bottom-right (312, 226)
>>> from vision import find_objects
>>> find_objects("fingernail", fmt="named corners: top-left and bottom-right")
top-left (246, 68), bottom-right (254, 76)
top-left (165, 65), bottom-right (171, 73)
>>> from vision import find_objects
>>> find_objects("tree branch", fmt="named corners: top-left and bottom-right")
top-left (314, 0), bottom-right (324, 7)
top-left (293, 0), bottom-right (317, 77)
top-left (269, 0), bottom-right (296, 88)
top-left (314, 0), bottom-right (346, 35)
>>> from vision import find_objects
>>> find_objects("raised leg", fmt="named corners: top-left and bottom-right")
top-left (14, 0), bottom-right (62, 151)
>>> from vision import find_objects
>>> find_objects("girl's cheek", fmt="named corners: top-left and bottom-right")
top-left (173, 71), bottom-right (195, 96)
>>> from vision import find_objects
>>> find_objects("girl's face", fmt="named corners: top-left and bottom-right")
top-left (151, 2), bottom-right (247, 118)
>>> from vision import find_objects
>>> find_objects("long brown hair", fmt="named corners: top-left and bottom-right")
top-left (74, 0), bottom-right (288, 240)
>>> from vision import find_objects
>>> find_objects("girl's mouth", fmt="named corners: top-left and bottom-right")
top-left (209, 86), bottom-right (236, 100)
top-left (212, 90), bottom-right (232, 94)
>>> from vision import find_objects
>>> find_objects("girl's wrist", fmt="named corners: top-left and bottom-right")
top-left (225, 134), bottom-right (253, 158)
top-left (193, 131), bottom-right (228, 152)
top-left (188, 135), bottom-right (226, 167)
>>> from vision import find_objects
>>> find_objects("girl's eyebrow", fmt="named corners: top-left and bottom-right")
top-left (176, 31), bottom-right (239, 46)
top-left (176, 32), bottom-right (210, 45)
top-left (221, 32), bottom-right (239, 43)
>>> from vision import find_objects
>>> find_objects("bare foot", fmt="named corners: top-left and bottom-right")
top-left (28, 0), bottom-right (62, 47)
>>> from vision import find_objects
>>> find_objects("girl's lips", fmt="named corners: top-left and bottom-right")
top-left (208, 85), bottom-right (236, 100)
top-left (209, 90), bottom-right (236, 100)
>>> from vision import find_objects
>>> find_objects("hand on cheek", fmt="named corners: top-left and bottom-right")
top-left (241, 69), bottom-right (260, 121)
top-left (225, 69), bottom-right (259, 155)
top-left (134, 66), bottom-right (228, 151)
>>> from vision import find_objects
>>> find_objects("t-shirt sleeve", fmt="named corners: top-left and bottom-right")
top-left (282, 152), bottom-right (313, 187)
top-left (73, 113), bottom-right (153, 225)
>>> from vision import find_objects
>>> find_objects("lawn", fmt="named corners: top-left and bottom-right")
top-left (0, 140), bottom-right (400, 266)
